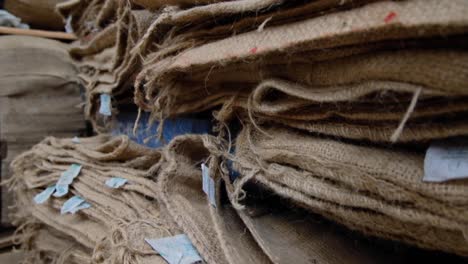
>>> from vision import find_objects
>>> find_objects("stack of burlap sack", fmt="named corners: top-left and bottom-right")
top-left (13, 134), bottom-right (442, 264)
top-left (12, 0), bottom-right (468, 262)
top-left (56, 0), bottom-right (158, 132)
top-left (131, 0), bottom-right (468, 259)
top-left (0, 35), bottom-right (85, 225)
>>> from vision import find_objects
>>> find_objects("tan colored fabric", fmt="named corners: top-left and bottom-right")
top-left (8, 135), bottom-right (175, 264)
top-left (0, 35), bottom-right (85, 225)
top-left (4, 0), bottom-right (67, 30)
top-left (232, 125), bottom-right (468, 256)
top-left (135, 0), bottom-right (468, 141)
top-left (157, 134), bottom-right (271, 264)
top-left (132, 0), bottom-right (223, 10)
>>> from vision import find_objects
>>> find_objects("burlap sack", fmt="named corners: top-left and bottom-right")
top-left (18, 225), bottom-right (93, 264)
top-left (132, 0), bottom-right (381, 62)
top-left (0, 35), bottom-right (85, 225)
top-left (63, 0), bottom-right (158, 133)
top-left (132, 0), bottom-right (223, 10)
top-left (4, 0), bottom-right (67, 30)
top-left (157, 134), bottom-right (272, 264)
top-left (136, 0), bottom-right (468, 129)
top-left (231, 125), bottom-right (468, 256)
top-left (9, 135), bottom-right (176, 264)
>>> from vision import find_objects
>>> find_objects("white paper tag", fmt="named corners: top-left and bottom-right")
top-left (56, 164), bottom-right (82, 186)
top-left (201, 163), bottom-right (216, 207)
top-left (70, 202), bottom-right (91, 214)
top-left (61, 196), bottom-right (85, 214)
top-left (105, 177), bottom-right (128, 189)
top-left (53, 184), bottom-right (69, 197)
top-left (72, 136), bottom-right (80, 144)
top-left (145, 234), bottom-right (202, 264)
top-left (34, 185), bottom-right (56, 204)
top-left (99, 94), bottom-right (112, 116)
top-left (54, 164), bottom-right (82, 197)
top-left (65, 16), bottom-right (73, 33)
top-left (424, 141), bottom-right (468, 182)
top-left (201, 164), bottom-right (209, 195)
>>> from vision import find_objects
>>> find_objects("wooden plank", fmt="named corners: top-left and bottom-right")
top-left (0, 26), bottom-right (77, 40)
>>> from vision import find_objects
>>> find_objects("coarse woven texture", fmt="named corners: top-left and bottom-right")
top-left (157, 134), bottom-right (272, 264)
top-left (4, 0), bottom-right (67, 30)
top-left (0, 35), bottom-right (85, 225)
top-left (139, 46), bottom-right (468, 143)
top-left (63, 0), bottom-right (159, 133)
top-left (17, 223), bottom-right (93, 264)
top-left (232, 125), bottom-right (468, 256)
top-left (132, 0), bottom-right (223, 10)
top-left (8, 135), bottom-right (177, 264)
top-left (132, 0), bottom-right (380, 63)
top-left (136, 0), bottom-right (468, 131)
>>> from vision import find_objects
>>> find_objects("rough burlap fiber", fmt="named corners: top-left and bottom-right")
top-left (0, 35), bottom-right (85, 225)
top-left (230, 124), bottom-right (468, 256)
top-left (59, 0), bottom-right (160, 133)
top-left (132, 0), bottom-right (224, 10)
top-left (140, 45), bottom-right (468, 142)
top-left (132, 0), bottom-right (381, 67)
top-left (8, 135), bottom-right (180, 264)
top-left (135, 0), bottom-right (468, 143)
top-left (157, 134), bottom-right (272, 264)
top-left (4, 0), bottom-right (67, 30)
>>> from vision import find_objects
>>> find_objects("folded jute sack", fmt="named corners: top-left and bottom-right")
top-left (157, 134), bottom-right (272, 264)
top-left (0, 35), bottom-right (85, 225)
top-left (59, 0), bottom-right (159, 132)
top-left (136, 0), bottom-right (468, 119)
top-left (17, 223), bottom-right (93, 264)
top-left (8, 135), bottom-right (180, 264)
top-left (132, 0), bottom-right (382, 66)
top-left (139, 45), bottom-right (468, 142)
top-left (131, 0), bottom-right (223, 10)
top-left (4, 0), bottom-right (67, 30)
top-left (230, 125), bottom-right (468, 256)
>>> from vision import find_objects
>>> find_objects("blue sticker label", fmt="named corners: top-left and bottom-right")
top-left (53, 184), bottom-right (69, 197)
top-left (70, 202), bottom-right (91, 214)
top-left (33, 185), bottom-right (56, 204)
top-left (201, 164), bottom-right (209, 195)
top-left (57, 164), bottom-right (82, 186)
top-left (208, 176), bottom-right (216, 208)
top-left (99, 94), bottom-right (112, 116)
top-left (145, 234), bottom-right (202, 264)
top-left (61, 196), bottom-right (85, 215)
top-left (105, 177), bottom-right (128, 189)
top-left (201, 163), bottom-right (216, 207)
top-left (424, 141), bottom-right (468, 182)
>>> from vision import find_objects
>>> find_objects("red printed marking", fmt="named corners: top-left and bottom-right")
top-left (250, 47), bottom-right (258, 54)
top-left (384, 11), bottom-right (397, 23)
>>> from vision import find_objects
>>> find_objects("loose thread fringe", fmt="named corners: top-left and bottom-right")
top-left (390, 87), bottom-right (422, 143)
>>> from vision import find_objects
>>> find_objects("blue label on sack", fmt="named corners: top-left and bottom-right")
top-left (424, 141), bottom-right (468, 182)
top-left (70, 202), bottom-right (91, 214)
top-left (201, 164), bottom-right (216, 207)
top-left (61, 196), bottom-right (85, 214)
top-left (99, 94), bottom-right (112, 116)
top-left (201, 164), bottom-right (209, 195)
top-left (145, 234), bottom-right (202, 264)
top-left (105, 177), bottom-right (128, 189)
top-left (56, 164), bottom-right (82, 186)
top-left (53, 184), bottom-right (69, 197)
top-left (33, 185), bottom-right (56, 204)
top-left (72, 136), bottom-right (80, 144)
